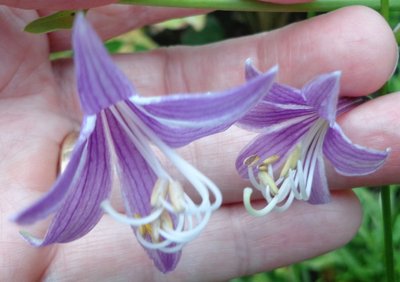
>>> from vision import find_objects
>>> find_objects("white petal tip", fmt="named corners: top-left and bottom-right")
top-left (245, 58), bottom-right (254, 66)
top-left (331, 70), bottom-right (342, 78)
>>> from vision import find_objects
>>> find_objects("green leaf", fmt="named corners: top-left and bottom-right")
top-left (181, 16), bottom-right (224, 45)
top-left (394, 23), bottom-right (400, 45)
top-left (24, 10), bottom-right (77, 34)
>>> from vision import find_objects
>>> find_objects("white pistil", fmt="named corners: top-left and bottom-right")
top-left (243, 119), bottom-right (329, 216)
top-left (101, 102), bottom-right (222, 253)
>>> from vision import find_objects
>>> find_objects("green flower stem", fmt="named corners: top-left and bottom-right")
top-left (381, 187), bottom-right (395, 282)
top-left (380, 0), bottom-right (396, 280)
top-left (380, 0), bottom-right (390, 19)
top-left (395, 24), bottom-right (400, 45)
top-left (119, 0), bottom-right (400, 12)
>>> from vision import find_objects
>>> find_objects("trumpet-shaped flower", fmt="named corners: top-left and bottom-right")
top-left (236, 61), bottom-right (389, 216)
top-left (13, 15), bottom-right (277, 272)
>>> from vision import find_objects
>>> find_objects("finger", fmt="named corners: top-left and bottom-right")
top-left (37, 191), bottom-right (360, 281)
top-left (3, 0), bottom-right (312, 9)
top-left (94, 6), bottom-right (396, 98)
top-left (328, 92), bottom-right (400, 189)
top-left (47, 5), bottom-right (207, 51)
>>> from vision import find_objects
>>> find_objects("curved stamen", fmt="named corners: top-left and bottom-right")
top-left (247, 166), bottom-right (266, 192)
top-left (243, 187), bottom-right (280, 217)
top-left (135, 230), bottom-right (179, 250)
top-left (101, 200), bottom-right (163, 226)
top-left (159, 211), bottom-right (211, 243)
top-left (244, 119), bottom-right (330, 217)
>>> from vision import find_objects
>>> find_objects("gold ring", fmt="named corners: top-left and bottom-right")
top-left (58, 131), bottom-right (79, 174)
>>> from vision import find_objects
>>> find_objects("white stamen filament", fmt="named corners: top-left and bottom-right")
top-left (100, 102), bottom-right (222, 253)
top-left (243, 119), bottom-right (328, 216)
top-left (101, 200), bottom-right (164, 225)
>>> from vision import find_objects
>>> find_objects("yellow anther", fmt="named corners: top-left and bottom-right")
top-left (258, 155), bottom-right (280, 171)
top-left (244, 155), bottom-right (260, 167)
top-left (134, 214), bottom-right (153, 237)
top-left (168, 180), bottom-right (185, 212)
top-left (258, 171), bottom-right (279, 195)
top-left (280, 145), bottom-right (301, 178)
top-left (150, 178), bottom-right (168, 207)
top-left (263, 155), bottom-right (280, 165)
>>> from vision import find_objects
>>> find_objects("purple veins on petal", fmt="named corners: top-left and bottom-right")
top-left (238, 63), bottom-right (389, 217)
top-left (13, 116), bottom-right (97, 225)
top-left (73, 13), bottom-right (136, 115)
top-left (336, 97), bottom-right (366, 116)
top-left (19, 116), bottom-right (112, 246)
top-left (306, 157), bottom-right (330, 205)
top-left (131, 66), bottom-right (277, 147)
top-left (15, 13), bottom-right (281, 273)
top-left (323, 123), bottom-right (389, 176)
top-left (105, 110), bottom-right (180, 272)
top-left (302, 71), bottom-right (341, 125)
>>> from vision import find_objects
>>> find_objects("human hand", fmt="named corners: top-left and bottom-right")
top-left (0, 3), bottom-right (398, 282)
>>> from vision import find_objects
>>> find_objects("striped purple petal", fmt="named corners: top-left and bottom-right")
top-left (236, 119), bottom-right (314, 178)
top-left (131, 66), bottom-right (277, 147)
top-left (19, 116), bottom-right (112, 245)
top-left (73, 13), bottom-right (136, 115)
top-left (323, 123), bottom-right (389, 176)
top-left (302, 72), bottom-right (341, 124)
top-left (13, 116), bottom-right (97, 225)
top-left (237, 84), bottom-right (316, 132)
top-left (105, 110), bottom-right (180, 273)
top-left (307, 157), bottom-right (331, 204)
top-left (337, 97), bottom-right (366, 116)
top-left (244, 60), bottom-right (307, 105)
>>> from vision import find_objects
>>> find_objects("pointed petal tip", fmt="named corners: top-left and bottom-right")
top-left (245, 58), bottom-right (254, 66)
top-left (331, 70), bottom-right (342, 78)
top-left (244, 59), bottom-right (278, 81)
top-left (269, 64), bottom-right (279, 74)
top-left (19, 230), bottom-right (44, 246)
top-left (309, 70), bottom-right (342, 86)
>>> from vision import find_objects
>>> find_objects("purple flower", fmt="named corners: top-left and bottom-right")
top-left (13, 15), bottom-right (277, 272)
top-left (236, 61), bottom-right (389, 216)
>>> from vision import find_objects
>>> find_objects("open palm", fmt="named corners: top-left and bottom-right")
top-left (1, 3), bottom-right (399, 281)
